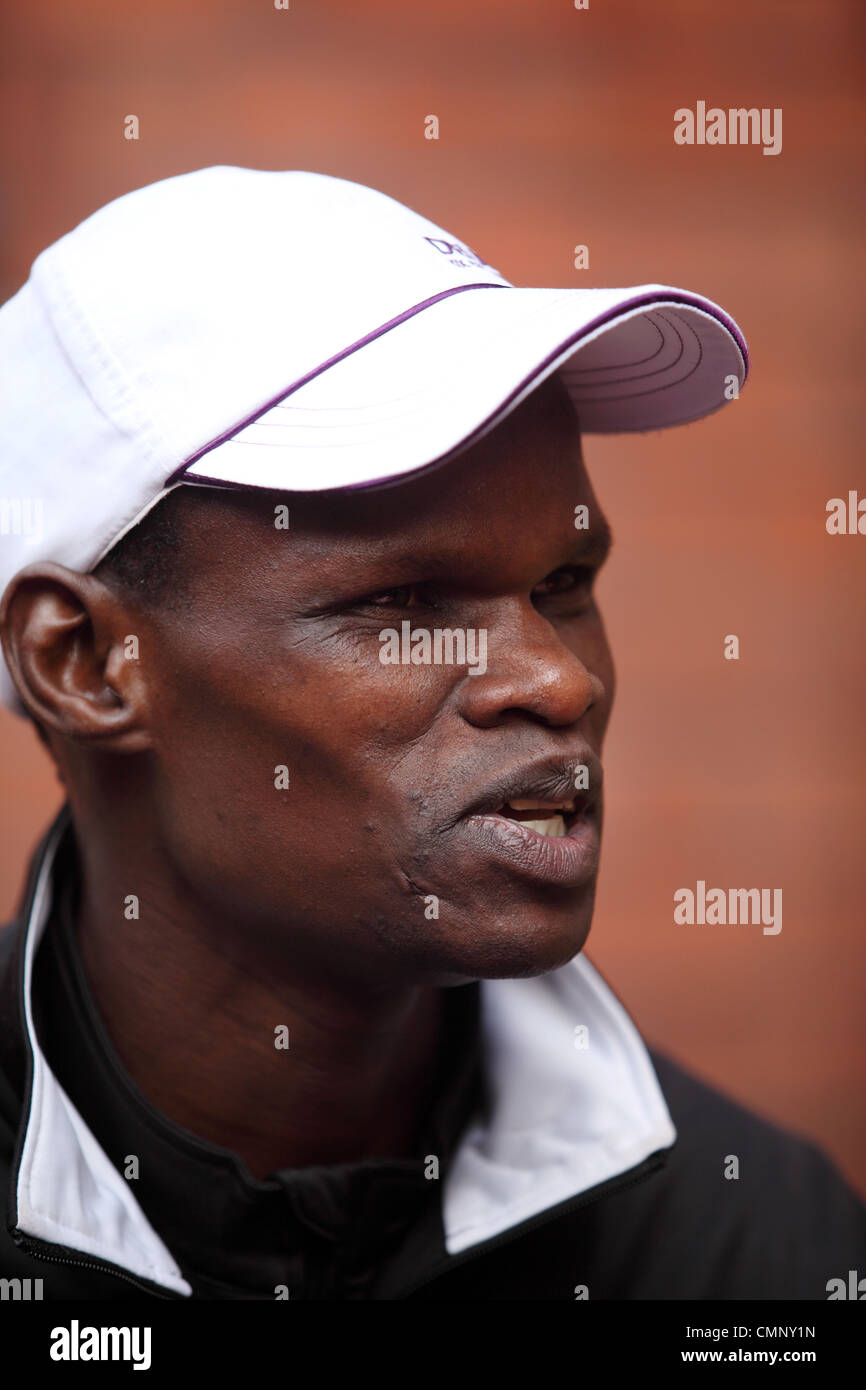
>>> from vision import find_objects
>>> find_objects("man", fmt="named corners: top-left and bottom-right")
top-left (0, 167), bottom-right (863, 1300)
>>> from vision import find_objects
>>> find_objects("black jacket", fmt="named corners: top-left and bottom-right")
top-left (2, 806), bottom-right (864, 1300)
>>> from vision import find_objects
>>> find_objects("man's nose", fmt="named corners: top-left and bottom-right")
top-left (457, 598), bottom-right (605, 728)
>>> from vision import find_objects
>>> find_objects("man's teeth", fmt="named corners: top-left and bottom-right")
top-left (521, 815), bottom-right (568, 837)
top-left (500, 800), bottom-right (574, 837)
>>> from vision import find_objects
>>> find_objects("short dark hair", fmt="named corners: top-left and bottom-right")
top-left (93, 485), bottom-right (192, 611)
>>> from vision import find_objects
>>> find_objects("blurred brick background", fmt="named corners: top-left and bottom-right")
top-left (1, 1), bottom-right (864, 1196)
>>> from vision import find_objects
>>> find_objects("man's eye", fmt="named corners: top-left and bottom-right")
top-left (531, 565), bottom-right (593, 599)
top-left (360, 584), bottom-right (419, 608)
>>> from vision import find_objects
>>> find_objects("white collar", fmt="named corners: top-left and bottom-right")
top-left (15, 813), bottom-right (675, 1294)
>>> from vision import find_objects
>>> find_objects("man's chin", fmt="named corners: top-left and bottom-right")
top-left (430, 900), bottom-right (595, 985)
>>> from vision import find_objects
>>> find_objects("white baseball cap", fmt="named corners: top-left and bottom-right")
top-left (0, 165), bottom-right (748, 716)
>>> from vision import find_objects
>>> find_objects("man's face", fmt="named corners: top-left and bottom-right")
top-left (136, 376), bottom-right (616, 989)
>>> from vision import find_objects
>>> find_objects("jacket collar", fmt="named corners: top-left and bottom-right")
top-left (7, 805), bottom-right (676, 1295)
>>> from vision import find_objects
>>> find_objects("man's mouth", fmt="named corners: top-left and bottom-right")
top-left (492, 798), bottom-right (578, 838)
top-left (457, 753), bottom-right (601, 830)
top-left (448, 756), bottom-right (602, 888)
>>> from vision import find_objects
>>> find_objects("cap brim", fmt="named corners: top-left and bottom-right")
top-left (179, 283), bottom-right (748, 493)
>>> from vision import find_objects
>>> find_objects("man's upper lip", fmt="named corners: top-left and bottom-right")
top-left (457, 752), bottom-right (603, 822)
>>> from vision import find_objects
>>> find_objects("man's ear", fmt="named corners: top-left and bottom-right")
top-left (0, 562), bottom-right (154, 752)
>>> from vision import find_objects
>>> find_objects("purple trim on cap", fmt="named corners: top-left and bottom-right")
top-left (165, 281), bottom-right (509, 486)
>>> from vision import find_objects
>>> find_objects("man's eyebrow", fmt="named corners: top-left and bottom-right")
top-left (325, 517), bottom-right (615, 586)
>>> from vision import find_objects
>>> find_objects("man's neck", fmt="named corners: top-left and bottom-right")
top-left (73, 855), bottom-right (444, 1182)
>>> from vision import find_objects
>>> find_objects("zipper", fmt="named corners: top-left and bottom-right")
top-left (395, 1146), bottom-right (672, 1298)
top-left (12, 1152), bottom-right (668, 1303)
top-left (12, 1229), bottom-right (186, 1300)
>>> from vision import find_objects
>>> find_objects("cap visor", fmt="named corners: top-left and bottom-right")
top-left (181, 283), bottom-right (748, 492)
